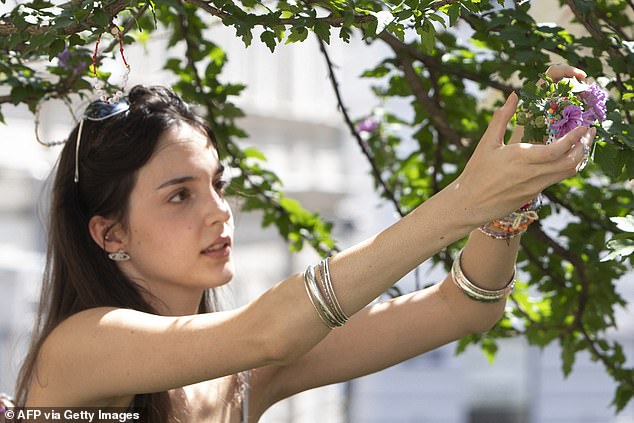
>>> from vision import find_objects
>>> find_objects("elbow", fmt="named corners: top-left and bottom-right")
top-left (265, 338), bottom-right (298, 367)
top-left (466, 302), bottom-right (507, 334)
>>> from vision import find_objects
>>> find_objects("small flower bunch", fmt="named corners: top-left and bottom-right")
top-left (516, 76), bottom-right (608, 145)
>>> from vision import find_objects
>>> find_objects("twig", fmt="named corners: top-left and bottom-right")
top-left (578, 324), bottom-right (634, 389)
top-left (527, 224), bottom-right (589, 332)
top-left (317, 37), bottom-right (405, 217)
top-left (541, 190), bottom-right (616, 233)
top-left (178, 6), bottom-right (338, 256)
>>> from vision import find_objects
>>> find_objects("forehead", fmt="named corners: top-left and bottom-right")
top-left (136, 123), bottom-right (218, 186)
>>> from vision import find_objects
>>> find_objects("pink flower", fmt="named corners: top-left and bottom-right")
top-left (551, 104), bottom-right (583, 137)
top-left (356, 117), bottom-right (379, 134)
top-left (580, 83), bottom-right (608, 124)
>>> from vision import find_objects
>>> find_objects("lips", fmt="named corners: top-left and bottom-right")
top-left (201, 235), bottom-right (232, 257)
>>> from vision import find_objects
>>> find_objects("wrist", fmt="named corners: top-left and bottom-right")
top-left (478, 194), bottom-right (542, 240)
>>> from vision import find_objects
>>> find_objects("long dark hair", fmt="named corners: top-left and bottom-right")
top-left (15, 86), bottom-right (222, 421)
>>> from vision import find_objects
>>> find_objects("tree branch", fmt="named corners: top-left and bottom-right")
top-left (527, 224), bottom-right (589, 331)
top-left (317, 36), bottom-right (405, 218)
top-left (0, 0), bottom-right (374, 38)
top-left (379, 32), bottom-right (516, 94)
top-left (394, 48), bottom-right (463, 147)
top-left (0, 0), bottom-right (130, 37)
top-left (542, 190), bottom-right (617, 233)
top-left (184, 0), bottom-right (374, 27)
top-left (0, 5), bottom-right (148, 106)
top-left (578, 325), bottom-right (634, 389)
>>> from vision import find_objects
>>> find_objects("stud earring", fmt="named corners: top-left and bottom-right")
top-left (108, 249), bottom-right (130, 262)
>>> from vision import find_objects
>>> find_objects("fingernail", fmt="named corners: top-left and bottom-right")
top-left (581, 127), bottom-right (595, 145)
top-left (505, 91), bottom-right (517, 105)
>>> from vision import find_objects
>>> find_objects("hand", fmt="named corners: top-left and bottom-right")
top-left (452, 92), bottom-right (596, 226)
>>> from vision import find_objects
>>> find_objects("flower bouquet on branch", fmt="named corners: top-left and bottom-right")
top-left (516, 75), bottom-right (608, 157)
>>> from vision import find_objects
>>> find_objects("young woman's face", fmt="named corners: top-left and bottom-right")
top-left (120, 122), bottom-right (234, 294)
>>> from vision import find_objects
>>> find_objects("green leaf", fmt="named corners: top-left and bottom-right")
top-left (48, 38), bottom-right (65, 60)
top-left (481, 338), bottom-right (498, 364)
top-left (92, 8), bottom-right (110, 28)
top-left (561, 337), bottom-right (577, 377)
top-left (260, 31), bottom-right (276, 53)
top-left (313, 20), bottom-right (331, 44)
top-left (243, 147), bottom-right (267, 161)
top-left (286, 26), bottom-right (308, 44)
top-left (613, 383), bottom-right (634, 412)
top-left (339, 26), bottom-right (351, 43)
top-left (418, 26), bottom-right (435, 54)
top-left (446, 3), bottom-right (460, 26)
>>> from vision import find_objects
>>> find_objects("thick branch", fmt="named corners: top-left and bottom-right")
top-left (0, 5), bottom-right (148, 106)
top-left (184, 0), bottom-right (374, 27)
top-left (0, 0), bottom-right (129, 37)
top-left (395, 49), bottom-right (463, 147)
top-left (380, 33), bottom-right (516, 94)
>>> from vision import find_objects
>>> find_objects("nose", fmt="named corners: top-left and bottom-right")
top-left (204, 187), bottom-right (232, 227)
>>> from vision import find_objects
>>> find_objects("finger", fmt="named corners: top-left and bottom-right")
top-left (524, 126), bottom-right (590, 163)
top-left (540, 127), bottom-right (596, 177)
top-left (508, 126), bottom-right (524, 145)
top-left (545, 64), bottom-right (587, 82)
top-left (480, 92), bottom-right (518, 149)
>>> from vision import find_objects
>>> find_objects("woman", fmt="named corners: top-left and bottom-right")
top-left (14, 65), bottom-right (593, 422)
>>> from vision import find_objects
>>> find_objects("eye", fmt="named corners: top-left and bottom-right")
top-left (214, 179), bottom-right (228, 195)
top-left (168, 188), bottom-right (191, 203)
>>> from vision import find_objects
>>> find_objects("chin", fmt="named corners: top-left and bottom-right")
top-left (211, 263), bottom-right (235, 287)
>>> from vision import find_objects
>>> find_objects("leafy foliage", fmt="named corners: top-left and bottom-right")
top-left (1, 0), bottom-right (632, 412)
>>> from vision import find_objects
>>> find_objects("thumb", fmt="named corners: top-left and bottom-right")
top-left (480, 92), bottom-right (519, 149)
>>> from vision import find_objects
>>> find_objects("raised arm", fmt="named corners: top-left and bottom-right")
top-left (28, 89), bottom-right (592, 407)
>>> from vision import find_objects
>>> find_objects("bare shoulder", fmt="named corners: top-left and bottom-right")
top-left (28, 305), bottom-right (273, 406)
top-left (29, 307), bottom-right (145, 405)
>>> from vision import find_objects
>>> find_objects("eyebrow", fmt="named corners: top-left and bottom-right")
top-left (156, 164), bottom-right (225, 190)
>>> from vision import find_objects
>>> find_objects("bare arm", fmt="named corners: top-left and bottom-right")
top-left (29, 88), bottom-right (591, 406)
top-left (253, 65), bottom-right (593, 411)
top-left (254, 230), bottom-right (519, 411)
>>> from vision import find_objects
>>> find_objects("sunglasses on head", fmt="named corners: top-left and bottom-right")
top-left (74, 99), bottom-right (130, 183)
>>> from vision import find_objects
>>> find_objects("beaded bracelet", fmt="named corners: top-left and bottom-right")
top-left (451, 248), bottom-right (515, 303)
top-left (478, 195), bottom-right (541, 240)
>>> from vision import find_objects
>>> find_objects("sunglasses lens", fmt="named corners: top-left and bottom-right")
top-left (84, 100), bottom-right (130, 121)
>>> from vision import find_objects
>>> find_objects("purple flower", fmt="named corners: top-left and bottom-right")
top-left (356, 117), bottom-right (379, 134)
top-left (551, 104), bottom-right (583, 137)
top-left (57, 48), bottom-right (71, 69)
top-left (580, 83), bottom-right (608, 124)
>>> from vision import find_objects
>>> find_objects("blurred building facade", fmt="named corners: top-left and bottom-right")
top-left (0, 3), bottom-right (633, 423)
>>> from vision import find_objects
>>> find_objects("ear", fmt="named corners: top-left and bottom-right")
top-left (88, 215), bottom-right (127, 253)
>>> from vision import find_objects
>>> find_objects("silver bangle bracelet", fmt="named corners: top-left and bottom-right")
top-left (320, 258), bottom-right (349, 324)
top-left (303, 265), bottom-right (340, 328)
top-left (451, 248), bottom-right (515, 303)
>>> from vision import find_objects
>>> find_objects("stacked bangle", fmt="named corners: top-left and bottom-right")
top-left (451, 248), bottom-right (515, 303)
top-left (303, 258), bottom-right (349, 329)
top-left (478, 195), bottom-right (541, 240)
